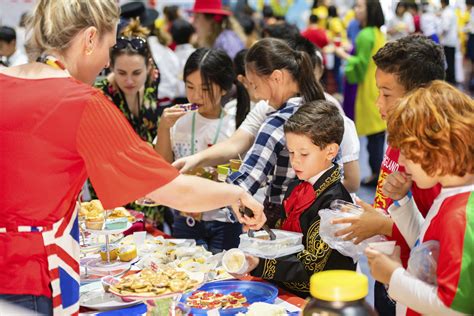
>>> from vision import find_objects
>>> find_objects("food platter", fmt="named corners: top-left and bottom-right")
top-left (180, 280), bottom-right (278, 315)
top-left (108, 268), bottom-right (206, 301)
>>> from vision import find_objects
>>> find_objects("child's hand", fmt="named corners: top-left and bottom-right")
top-left (365, 246), bottom-right (402, 284)
top-left (159, 106), bottom-right (187, 129)
top-left (172, 154), bottom-right (202, 174)
top-left (382, 171), bottom-right (412, 202)
top-left (332, 199), bottom-right (393, 244)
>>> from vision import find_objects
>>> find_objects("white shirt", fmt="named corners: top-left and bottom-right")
top-left (148, 36), bottom-right (180, 102)
top-left (238, 100), bottom-right (272, 136)
top-left (238, 95), bottom-right (360, 165)
top-left (387, 184), bottom-right (474, 316)
top-left (174, 44), bottom-right (195, 99)
top-left (7, 49), bottom-right (28, 67)
top-left (387, 12), bottom-right (416, 40)
top-left (421, 10), bottom-right (441, 37)
top-left (324, 93), bottom-right (361, 165)
top-left (171, 110), bottom-right (235, 222)
top-left (307, 165), bottom-right (334, 186)
top-left (440, 5), bottom-right (459, 47)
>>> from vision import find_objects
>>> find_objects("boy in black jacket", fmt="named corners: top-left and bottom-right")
top-left (237, 100), bottom-right (356, 297)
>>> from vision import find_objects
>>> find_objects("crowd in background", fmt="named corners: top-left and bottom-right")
top-left (1, 0), bottom-right (473, 314)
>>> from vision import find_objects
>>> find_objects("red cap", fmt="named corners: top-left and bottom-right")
top-left (191, 0), bottom-right (231, 16)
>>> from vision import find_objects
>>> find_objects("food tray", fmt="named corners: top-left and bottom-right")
top-left (108, 269), bottom-right (205, 302)
top-left (180, 280), bottom-right (278, 315)
top-left (238, 229), bottom-right (303, 259)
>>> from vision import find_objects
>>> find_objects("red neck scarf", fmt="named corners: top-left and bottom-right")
top-left (282, 181), bottom-right (316, 232)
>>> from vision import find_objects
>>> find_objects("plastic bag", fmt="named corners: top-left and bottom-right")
top-left (407, 240), bottom-right (440, 285)
top-left (319, 200), bottom-right (386, 262)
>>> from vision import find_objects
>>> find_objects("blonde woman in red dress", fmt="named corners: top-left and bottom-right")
top-left (0, 1), bottom-right (265, 315)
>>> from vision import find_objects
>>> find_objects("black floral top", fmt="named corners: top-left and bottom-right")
top-left (95, 76), bottom-right (160, 144)
top-left (90, 75), bottom-right (165, 226)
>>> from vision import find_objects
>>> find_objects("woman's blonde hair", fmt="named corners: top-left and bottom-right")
top-left (387, 80), bottom-right (474, 177)
top-left (120, 18), bottom-right (150, 38)
top-left (199, 14), bottom-right (246, 48)
top-left (26, 0), bottom-right (119, 60)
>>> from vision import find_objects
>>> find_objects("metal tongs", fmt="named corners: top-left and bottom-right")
top-left (239, 206), bottom-right (276, 240)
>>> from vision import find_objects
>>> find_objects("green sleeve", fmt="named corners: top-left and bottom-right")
top-left (344, 28), bottom-right (375, 84)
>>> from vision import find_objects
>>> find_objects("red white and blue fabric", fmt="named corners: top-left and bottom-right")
top-left (0, 205), bottom-right (80, 315)
top-left (43, 205), bottom-right (80, 315)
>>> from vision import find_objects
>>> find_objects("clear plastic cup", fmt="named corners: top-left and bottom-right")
top-left (330, 199), bottom-right (363, 215)
top-left (222, 248), bottom-right (248, 274)
top-left (133, 231), bottom-right (147, 250)
top-left (368, 241), bottom-right (396, 255)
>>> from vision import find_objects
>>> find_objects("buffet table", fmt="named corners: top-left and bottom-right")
top-left (79, 222), bottom-right (306, 315)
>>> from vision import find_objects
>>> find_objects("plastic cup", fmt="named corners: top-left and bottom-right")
top-left (368, 241), bottom-right (396, 255)
top-left (217, 164), bottom-right (230, 182)
top-left (133, 231), bottom-right (147, 248)
top-left (229, 159), bottom-right (242, 172)
top-left (222, 248), bottom-right (248, 274)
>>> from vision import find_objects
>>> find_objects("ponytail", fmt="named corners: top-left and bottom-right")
top-left (233, 49), bottom-right (251, 128)
top-left (294, 50), bottom-right (325, 102)
top-left (234, 80), bottom-right (251, 128)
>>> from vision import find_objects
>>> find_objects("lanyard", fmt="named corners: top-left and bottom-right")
top-left (190, 110), bottom-right (224, 155)
top-left (37, 55), bottom-right (67, 71)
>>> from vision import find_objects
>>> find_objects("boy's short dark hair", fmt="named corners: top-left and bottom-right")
top-left (373, 34), bottom-right (445, 91)
top-left (309, 14), bottom-right (319, 24)
top-left (170, 19), bottom-right (194, 45)
top-left (0, 26), bottom-right (16, 43)
top-left (284, 100), bottom-right (344, 148)
top-left (262, 22), bottom-right (300, 42)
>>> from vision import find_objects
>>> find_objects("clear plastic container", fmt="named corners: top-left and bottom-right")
top-left (407, 240), bottom-right (440, 285)
top-left (330, 199), bottom-right (363, 215)
top-left (238, 229), bottom-right (304, 259)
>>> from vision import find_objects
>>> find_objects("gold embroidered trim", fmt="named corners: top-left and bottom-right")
top-left (283, 281), bottom-right (310, 292)
top-left (261, 259), bottom-right (277, 279)
top-left (297, 220), bottom-right (332, 274)
top-left (314, 167), bottom-right (341, 196)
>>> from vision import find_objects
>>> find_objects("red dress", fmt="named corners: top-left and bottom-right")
top-left (0, 74), bottom-right (179, 299)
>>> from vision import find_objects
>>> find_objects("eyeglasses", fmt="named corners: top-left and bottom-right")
top-left (113, 36), bottom-right (148, 52)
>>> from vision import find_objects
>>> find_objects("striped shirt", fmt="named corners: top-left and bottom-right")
top-left (228, 97), bottom-right (302, 204)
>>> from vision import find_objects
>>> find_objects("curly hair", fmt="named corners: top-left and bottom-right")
top-left (387, 81), bottom-right (474, 177)
top-left (373, 34), bottom-right (445, 92)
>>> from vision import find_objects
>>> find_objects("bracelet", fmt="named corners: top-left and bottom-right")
top-left (393, 191), bottom-right (412, 207)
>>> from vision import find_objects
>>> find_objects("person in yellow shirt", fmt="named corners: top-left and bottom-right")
top-left (327, 5), bottom-right (347, 93)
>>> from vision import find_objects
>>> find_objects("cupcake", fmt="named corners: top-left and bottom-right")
top-left (118, 245), bottom-right (137, 262)
top-left (85, 215), bottom-right (104, 230)
top-left (100, 245), bottom-right (119, 261)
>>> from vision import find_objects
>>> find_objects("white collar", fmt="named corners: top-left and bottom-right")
top-left (307, 165), bottom-right (334, 186)
top-left (436, 184), bottom-right (474, 202)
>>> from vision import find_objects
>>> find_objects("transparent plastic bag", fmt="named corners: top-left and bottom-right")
top-left (407, 240), bottom-right (440, 285)
top-left (319, 200), bottom-right (386, 262)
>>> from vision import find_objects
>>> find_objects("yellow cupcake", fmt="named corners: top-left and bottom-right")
top-left (118, 245), bottom-right (137, 262)
top-left (100, 245), bottom-right (119, 261)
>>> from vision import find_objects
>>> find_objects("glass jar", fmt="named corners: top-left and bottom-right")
top-left (303, 270), bottom-right (377, 316)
